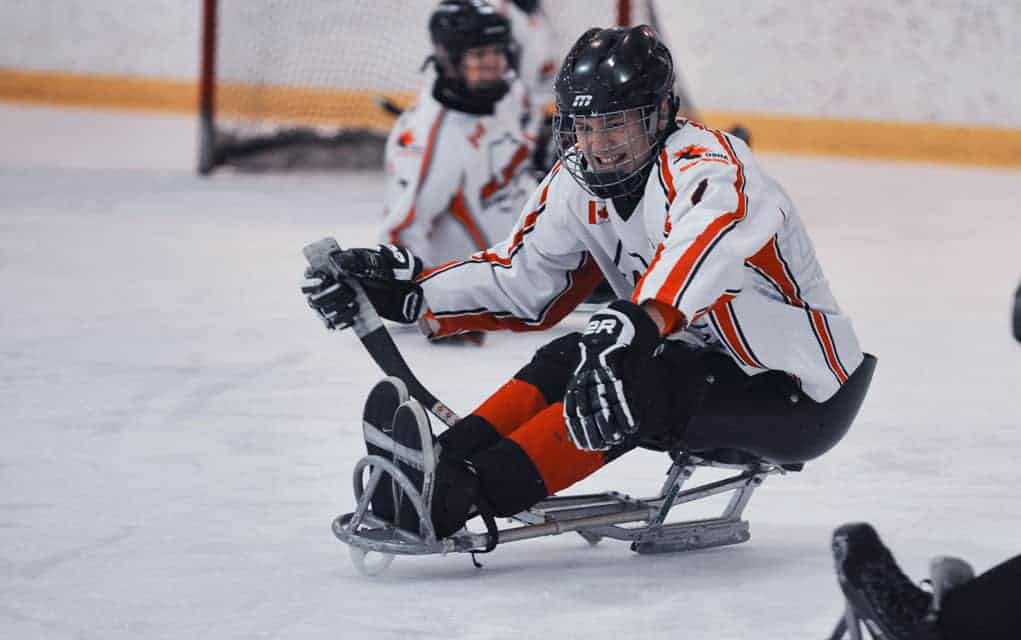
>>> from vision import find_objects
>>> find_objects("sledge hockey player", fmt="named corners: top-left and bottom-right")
top-left (831, 522), bottom-right (1021, 639)
top-left (304, 25), bottom-right (873, 542)
top-left (379, 0), bottom-right (538, 269)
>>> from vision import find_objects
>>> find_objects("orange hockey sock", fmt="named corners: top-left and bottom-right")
top-left (508, 402), bottom-right (605, 495)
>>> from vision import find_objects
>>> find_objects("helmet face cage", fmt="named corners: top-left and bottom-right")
top-left (554, 103), bottom-right (663, 199)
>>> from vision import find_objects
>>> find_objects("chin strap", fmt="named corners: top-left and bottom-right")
top-left (432, 74), bottom-right (506, 115)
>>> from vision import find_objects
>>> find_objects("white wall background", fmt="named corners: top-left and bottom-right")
top-left (1, 0), bottom-right (1019, 128)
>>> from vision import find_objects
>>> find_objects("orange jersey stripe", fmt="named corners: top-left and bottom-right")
top-left (710, 301), bottom-right (765, 369)
top-left (676, 157), bottom-right (730, 173)
top-left (449, 190), bottom-right (489, 250)
top-left (658, 148), bottom-right (677, 204)
top-left (480, 143), bottom-right (531, 200)
top-left (643, 128), bottom-right (748, 308)
top-left (417, 259), bottom-right (461, 281)
top-left (630, 155), bottom-right (675, 305)
top-left (747, 236), bottom-right (849, 384)
top-left (746, 236), bottom-right (802, 305)
top-left (428, 254), bottom-right (602, 335)
top-left (477, 163), bottom-right (559, 267)
top-left (810, 309), bottom-right (849, 383)
top-left (388, 109), bottom-right (447, 244)
top-left (692, 291), bottom-right (738, 322)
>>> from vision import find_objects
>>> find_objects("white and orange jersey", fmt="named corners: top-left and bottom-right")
top-left (417, 120), bottom-right (864, 402)
top-left (380, 82), bottom-right (538, 267)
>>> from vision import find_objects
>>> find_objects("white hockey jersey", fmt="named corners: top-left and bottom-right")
top-left (417, 121), bottom-right (864, 402)
top-left (380, 82), bottom-right (538, 267)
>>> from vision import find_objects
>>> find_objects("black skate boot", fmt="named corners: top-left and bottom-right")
top-left (361, 377), bottom-right (409, 523)
top-left (391, 400), bottom-right (495, 544)
top-left (831, 522), bottom-right (941, 640)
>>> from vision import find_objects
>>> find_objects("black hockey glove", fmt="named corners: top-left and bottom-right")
top-left (563, 300), bottom-right (663, 451)
top-left (302, 244), bottom-right (424, 328)
top-left (302, 272), bottom-right (359, 330)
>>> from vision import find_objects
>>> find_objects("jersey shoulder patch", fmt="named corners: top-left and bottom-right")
top-left (664, 125), bottom-right (736, 173)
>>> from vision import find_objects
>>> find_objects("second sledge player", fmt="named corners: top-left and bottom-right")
top-left (380, 0), bottom-right (538, 269)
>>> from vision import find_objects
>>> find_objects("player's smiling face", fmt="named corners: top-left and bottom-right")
top-left (460, 44), bottom-right (507, 90)
top-left (574, 109), bottom-right (651, 176)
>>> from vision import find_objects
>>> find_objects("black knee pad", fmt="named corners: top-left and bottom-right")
top-left (514, 332), bottom-right (582, 405)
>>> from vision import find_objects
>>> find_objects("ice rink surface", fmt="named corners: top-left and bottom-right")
top-left (2, 105), bottom-right (1019, 639)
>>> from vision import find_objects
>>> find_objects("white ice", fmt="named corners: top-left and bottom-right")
top-left (2, 104), bottom-right (1019, 639)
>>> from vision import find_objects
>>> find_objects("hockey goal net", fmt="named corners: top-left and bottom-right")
top-left (198, 0), bottom-right (664, 173)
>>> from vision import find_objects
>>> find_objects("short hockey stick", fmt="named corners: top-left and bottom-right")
top-left (303, 237), bottom-right (461, 428)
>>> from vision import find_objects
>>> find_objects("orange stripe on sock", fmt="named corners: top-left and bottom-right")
top-left (509, 403), bottom-right (605, 494)
top-left (472, 379), bottom-right (548, 437)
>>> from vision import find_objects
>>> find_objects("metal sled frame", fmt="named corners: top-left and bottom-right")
top-left (332, 449), bottom-right (792, 558)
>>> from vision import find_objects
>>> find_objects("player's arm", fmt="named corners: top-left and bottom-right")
top-left (380, 112), bottom-right (463, 266)
top-left (632, 138), bottom-right (784, 332)
top-left (417, 166), bottom-right (602, 338)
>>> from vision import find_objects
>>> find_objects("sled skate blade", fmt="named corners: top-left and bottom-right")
top-left (348, 544), bottom-right (395, 576)
top-left (631, 518), bottom-right (751, 554)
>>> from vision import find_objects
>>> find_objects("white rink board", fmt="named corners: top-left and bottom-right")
top-left (2, 1), bottom-right (1020, 126)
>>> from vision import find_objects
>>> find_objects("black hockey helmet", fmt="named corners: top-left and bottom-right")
top-left (429, 0), bottom-right (512, 63)
top-left (428, 0), bottom-right (516, 108)
top-left (553, 25), bottom-right (678, 199)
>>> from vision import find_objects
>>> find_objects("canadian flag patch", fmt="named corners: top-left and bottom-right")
top-left (587, 201), bottom-right (609, 225)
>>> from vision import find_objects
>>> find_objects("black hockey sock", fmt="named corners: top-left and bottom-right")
top-left (437, 414), bottom-right (502, 460)
top-left (429, 458), bottom-right (479, 538)
top-left (468, 438), bottom-right (549, 517)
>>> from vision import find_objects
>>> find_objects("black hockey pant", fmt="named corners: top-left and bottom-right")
top-left (437, 332), bottom-right (876, 518)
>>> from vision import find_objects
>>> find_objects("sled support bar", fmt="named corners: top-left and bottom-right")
top-left (335, 453), bottom-right (786, 555)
